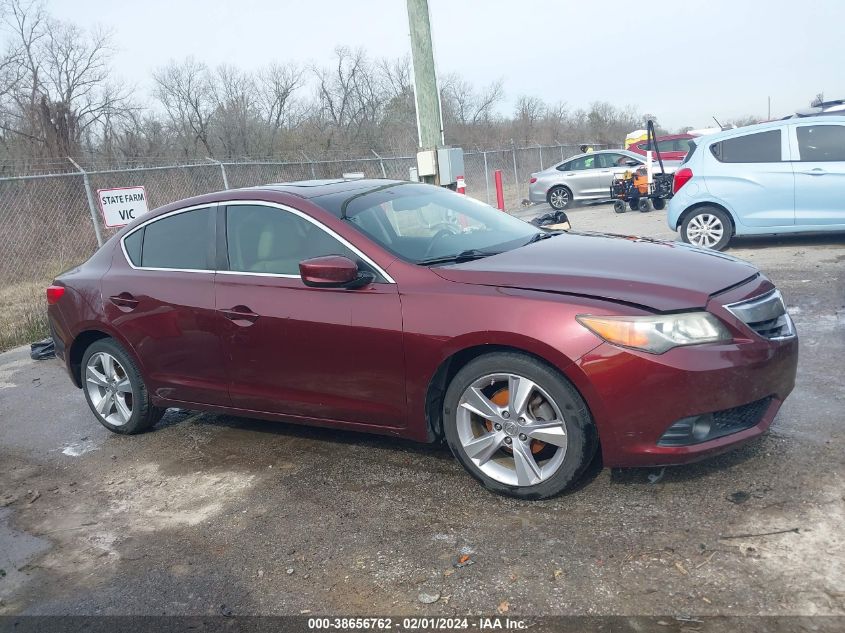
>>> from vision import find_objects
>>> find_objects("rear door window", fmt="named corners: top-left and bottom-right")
top-left (710, 130), bottom-right (782, 163)
top-left (796, 124), bottom-right (845, 161)
top-left (140, 207), bottom-right (214, 270)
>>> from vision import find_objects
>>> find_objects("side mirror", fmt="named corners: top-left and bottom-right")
top-left (299, 255), bottom-right (374, 289)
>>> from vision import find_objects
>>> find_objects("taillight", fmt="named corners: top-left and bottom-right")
top-left (673, 167), bottom-right (693, 194)
top-left (46, 285), bottom-right (65, 305)
top-left (529, 177), bottom-right (537, 184)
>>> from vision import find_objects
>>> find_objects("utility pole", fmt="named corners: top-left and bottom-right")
top-left (407, 0), bottom-right (444, 184)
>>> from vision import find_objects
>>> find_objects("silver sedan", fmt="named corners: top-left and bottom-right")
top-left (529, 149), bottom-right (673, 210)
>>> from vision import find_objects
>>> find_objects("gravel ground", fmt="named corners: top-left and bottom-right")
top-left (0, 202), bottom-right (843, 618)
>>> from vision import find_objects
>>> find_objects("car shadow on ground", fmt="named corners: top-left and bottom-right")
top-left (728, 232), bottom-right (845, 251)
top-left (156, 408), bottom-right (771, 495)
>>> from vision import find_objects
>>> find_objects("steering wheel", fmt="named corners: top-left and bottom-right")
top-left (422, 227), bottom-right (459, 259)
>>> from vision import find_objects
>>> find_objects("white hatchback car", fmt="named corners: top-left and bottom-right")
top-left (668, 116), bottom-right (845, 250)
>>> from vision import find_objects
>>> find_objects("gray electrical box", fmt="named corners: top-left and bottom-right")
top-left (436, 147), bottom-right (464, 185)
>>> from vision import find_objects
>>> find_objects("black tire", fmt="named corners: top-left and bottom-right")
top-left (680, 205), bottom-right (732, 251)
top-left (629, 198), bottom-right (639, 211)
top-left (81, 338), bottom-right (164, 434)
top-left (638, 199), bottom-right (652, 213)
top-left (613, 200), bottom-right (626, 214)
top-left (547, 186), bottom-right (572, 210)
top-left (442, 352), bottom-right (597, 500)
top-left (652, 198), bottom-right (666, 211)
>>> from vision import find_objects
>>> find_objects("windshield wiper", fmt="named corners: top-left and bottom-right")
top-left (417, 249), bottom-right (498, 266)
top-left (525, 230), bottom-right (562, 245)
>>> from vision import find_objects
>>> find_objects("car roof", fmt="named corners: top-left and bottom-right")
top-left (698, 115), bottom-right (845, 142)
top-left (561, 148), bottom-right (639, 162)
top-left (633, 133), bottom-right (693, 143)
top-left (250, 178), bottom-right (404, 199)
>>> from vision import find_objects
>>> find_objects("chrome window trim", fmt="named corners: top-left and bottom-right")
top-left (119, 199), bottom-right (396, 283)
top-left (119, 202), bottom-right (218, 274)
top-left (725, 289), bottom-right (796, 340)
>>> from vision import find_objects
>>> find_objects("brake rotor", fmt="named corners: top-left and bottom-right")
top-left (484, 388), bottom-right (546, 455)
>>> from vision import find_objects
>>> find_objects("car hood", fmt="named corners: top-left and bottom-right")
top-left (431, 232), bottom-right (759, 311)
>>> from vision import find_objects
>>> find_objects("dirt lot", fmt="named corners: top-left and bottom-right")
top-left (0, 202), bottom-right (843, 618)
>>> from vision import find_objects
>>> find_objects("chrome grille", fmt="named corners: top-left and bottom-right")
top-left (725, 290), bottom-right (795, 340)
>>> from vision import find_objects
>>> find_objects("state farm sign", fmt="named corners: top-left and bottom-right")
top-left (97, 186), bottom-right (150, 228)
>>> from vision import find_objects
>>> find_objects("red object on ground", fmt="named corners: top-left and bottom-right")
top-left (456, 176), bottom-right (466, 195)
top-left (494, 170), bottom-right (505, 210)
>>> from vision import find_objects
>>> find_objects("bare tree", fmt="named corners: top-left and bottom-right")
top-left (512, 95), bottom-right (546, 143)
top-left (153, 57), bottom-right (216, 157)
top-left (256, 62), bottom-right (304, 154)
top-left (441, 73), bottom-right (503, 127)
top-left (0, 0), bottom-right (131, 159)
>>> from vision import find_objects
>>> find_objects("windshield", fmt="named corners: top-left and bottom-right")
top-left (334, 183), bottom-right (541, 264)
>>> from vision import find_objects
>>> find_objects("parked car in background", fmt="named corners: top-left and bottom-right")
top-left (668, 116), bottom-right (845, 250)
top-left (529, 149), bottom-right (677, 210)
top-left (786, 98), bottom-right (845, 118)
top-left (47, 180), bottom-right (797, 499)
top-left (627, 133), bottom-right (695, 162)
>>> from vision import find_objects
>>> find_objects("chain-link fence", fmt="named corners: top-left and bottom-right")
top-left (0, 142), bottom-right (609, 351)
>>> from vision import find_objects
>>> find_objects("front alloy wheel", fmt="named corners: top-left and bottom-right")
top-left (443, 352), bottom-right (596, 499)
top-left (457, 373), bottom-right (568, 487)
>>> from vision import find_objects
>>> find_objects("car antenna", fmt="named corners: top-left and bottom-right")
top-left (712, 116), bottom-right (726, 130)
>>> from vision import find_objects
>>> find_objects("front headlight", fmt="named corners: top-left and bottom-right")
top-left (576, 312), bottom-right (732, 354)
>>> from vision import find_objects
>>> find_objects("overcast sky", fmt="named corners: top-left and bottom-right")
top-left (48, 0), bottom-right (845, 131)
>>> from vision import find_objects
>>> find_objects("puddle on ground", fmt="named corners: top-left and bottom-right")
top-left (0, 507), bottom-right (50, 602)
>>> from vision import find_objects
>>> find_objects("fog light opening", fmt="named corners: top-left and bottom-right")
top-left (691, 415), bottom-right (713, 442)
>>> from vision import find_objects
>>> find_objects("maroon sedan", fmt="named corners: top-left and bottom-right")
top-left (47, 180), bottom-right (798, 499)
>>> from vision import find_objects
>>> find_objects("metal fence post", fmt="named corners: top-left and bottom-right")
top-left (511, 141), bottom-right (520, 206)
top-left (482, 151), bottom-right (490, 205)
top-left (371, 149), bottom-right (387, 178)
top-left (538, 145), bottom-right (544, 171)
top-left (67, 156), bottom-right (103, 247)
top-left (301, 151), bottom-right (317, 179)
top-left (206, 157), bottom-right (229, 189)
top-left (555, 140), bottom-right (564, 162)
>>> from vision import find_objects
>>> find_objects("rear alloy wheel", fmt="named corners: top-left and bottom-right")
top-left (82, 338), bottom-right (164, 434)
top-left (443, 353), bottom-right (596, 499)
top-left (681, 206), bottom-right (732, 250)
top-left (547, 186), bottom-right (571, 210)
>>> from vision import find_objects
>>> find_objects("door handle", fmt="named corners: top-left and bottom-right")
top-left (801, 168), bottom-right (827, 175)
top-left (219, 305), bottom-right (260, 325)
top-left (109, 293), bottom-right (139, 311)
